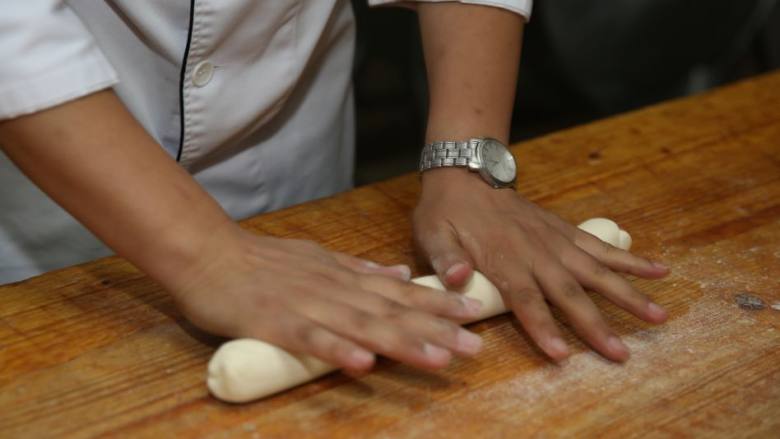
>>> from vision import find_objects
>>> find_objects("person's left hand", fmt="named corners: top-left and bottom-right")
top-left (413, 168), bottom-right (670, 362)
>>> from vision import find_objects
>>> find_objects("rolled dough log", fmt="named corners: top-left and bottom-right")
top-left (207, 217), bottom-right (632, 402)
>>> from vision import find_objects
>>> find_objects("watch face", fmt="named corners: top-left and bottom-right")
top-left (479, 138), bottom-right (516, 185)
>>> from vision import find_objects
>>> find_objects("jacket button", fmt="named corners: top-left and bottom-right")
top-left (192, 61), bottom-right (214, 87)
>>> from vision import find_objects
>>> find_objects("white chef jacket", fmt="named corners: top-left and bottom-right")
top-left (0, 0), bottom-right (532, 284)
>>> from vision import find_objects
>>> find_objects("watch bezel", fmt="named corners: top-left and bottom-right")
top-left (474, 138), bottom-right (517, 188)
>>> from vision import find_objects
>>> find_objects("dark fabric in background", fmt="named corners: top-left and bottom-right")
top-left (352, 0), bottom-right (780, 185)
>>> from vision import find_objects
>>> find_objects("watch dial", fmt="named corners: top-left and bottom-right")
top-left (481, 139), bottom-right (516, 184)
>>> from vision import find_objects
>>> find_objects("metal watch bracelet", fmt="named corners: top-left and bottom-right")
top-left (419, 140), bottom-right (477, 171)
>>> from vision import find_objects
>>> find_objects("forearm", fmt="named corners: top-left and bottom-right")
top-left (418, 3), bottom-right (524, 144)
top-left (0, 90), bottom-right (234, 287)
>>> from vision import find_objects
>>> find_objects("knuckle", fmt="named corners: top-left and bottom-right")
top-left (437, 321), bottom-right (462, 341)
top-left (374, 330), bottom-right (409, 354)
top-left (592, 261), bottom-right (612, 278)
top-left (319, 334), bottom-right (345, 356)
top-left (510, 287), bottom-right (539, 305)
top-left (347, 309), bottom-right (372, 332)
top-left (312, 264), bottom-right (357, 287)
top-left (479, 252), bottom-right (506, 277)
top-left (444, 293), bottom-right (467, 310)
top-left (405, 283), bottom-right (445, 309)
top-left (601, 239), bottom-right (616, 254)
top-left (307, 270), bottom-right (339, 288)
top-left (561, 282), bottom-right (583, 299)
top-left (574, 229), bottom-right (594, 246)
top-left (354, 272), bottom-right (378, 291)
top-left (413, 221), bottom-right (438, 240)
top-left (582, 311), bottom-right (609, 331)
top-left (423, 321), bottom-right (459, 346)
top-left (380, 299), bottom-right (408, 320)
top-left (418, 294), bottom-right (449, 313)
top-left (397, 280), bottom-right (417, 298)
top-left (293, 323), bottom-right (319, 347)
top-left (331, 267), bottom-right (359, 284)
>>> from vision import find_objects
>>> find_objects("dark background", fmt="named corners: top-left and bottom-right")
top-left (351, 0), bottom-right (780, 185)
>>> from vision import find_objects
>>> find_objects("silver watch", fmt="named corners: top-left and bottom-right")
top-left (419, 137), bottom-right (517, 188)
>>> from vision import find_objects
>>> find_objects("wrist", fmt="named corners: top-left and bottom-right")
top-left (425, 125), bottom-right (509, 147)
top-left (420, 137), bottom-right (517, 191)
top-left (420, 167), bottom-right (488, 197)
top-left (138, 213), bottom-right (242, 294)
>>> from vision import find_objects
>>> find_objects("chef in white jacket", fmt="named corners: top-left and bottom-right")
top-left (0, 0), bottom-right (670, 372)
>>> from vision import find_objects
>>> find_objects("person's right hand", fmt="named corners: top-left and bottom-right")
top-left (168, 224), bottom-right (485, 373)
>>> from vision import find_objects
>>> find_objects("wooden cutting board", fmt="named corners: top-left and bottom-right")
top-left (1, 71), bottom-right (779, 438)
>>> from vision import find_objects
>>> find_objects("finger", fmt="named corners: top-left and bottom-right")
top-left (328, 280), bottom-right (483, 357)
top-left (497, 269), bottom-right (570, 362)
top-left (533, 253), bottom-right (630, 362)
top-left (357, 273), bottom-right (482, 321)
top-left (562, 247), bottom-right (668, 324)
top-left (332, 252), bottom-right (411, 281)
top-left (416, 225), bottom-right (474, 288)
top-left (574, 230), bottom-right (669, 279)
top-left (259, 314), bottom-right (376, 372)
top-left (297, 294), bottom-right (454, 370)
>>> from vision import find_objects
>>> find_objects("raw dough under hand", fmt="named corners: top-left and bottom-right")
top-left (577, 217), bottom-right (632, 250)
top-left (207, 217), bottom-right (632, 403)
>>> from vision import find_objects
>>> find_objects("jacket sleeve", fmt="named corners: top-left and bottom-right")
top-left (368, 0), bottom-right (533, 20)
top-left (0, 1), bottom-right (118, 120)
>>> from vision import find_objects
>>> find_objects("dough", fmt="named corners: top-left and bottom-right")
top-left (207, 339), bottom-right (333, 403)
top-left (577, 217), bottom-right (632, 250)
top-left (207, 217), bottom-right (632, 402)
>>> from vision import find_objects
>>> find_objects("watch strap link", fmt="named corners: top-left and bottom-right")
top-left (419, 140), bottom-right (475, 171)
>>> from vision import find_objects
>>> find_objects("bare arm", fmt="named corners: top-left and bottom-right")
top-left (418, 3), bottom-right (522, 144)
top-left (0, 90), bottom-right (485, 371)
top-left (414, 4), bottom-right (669, 363)
top-left (0, 90), bottom-right (230, 288)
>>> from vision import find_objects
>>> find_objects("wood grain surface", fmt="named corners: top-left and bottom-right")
top-left (2, 71), bottom-right (780, 438)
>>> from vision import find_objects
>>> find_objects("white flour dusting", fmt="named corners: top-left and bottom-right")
top-left (380, 230), bottom-right (780, 438)
top-left (378, 297), bottom-right (779, 438)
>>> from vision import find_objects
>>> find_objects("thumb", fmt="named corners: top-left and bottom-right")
top-left (416, 226), bottom-right (474, 288)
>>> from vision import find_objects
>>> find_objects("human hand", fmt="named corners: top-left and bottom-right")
top-left (413, 168), bottom-right (670, 362)
top-left (167, 224), bottom-right (485, 373)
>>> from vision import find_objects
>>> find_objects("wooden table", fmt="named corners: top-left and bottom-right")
top-left (2, 72), bottom-right (780, 438)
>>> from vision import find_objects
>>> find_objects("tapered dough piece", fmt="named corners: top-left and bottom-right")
top-left (206, 217), bottom-right (631, 403)
top-left (207, 340), bottom-right (333, 403)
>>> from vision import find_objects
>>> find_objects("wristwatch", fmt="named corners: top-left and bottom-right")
top-left (419, 137), bottom-right (517, 188)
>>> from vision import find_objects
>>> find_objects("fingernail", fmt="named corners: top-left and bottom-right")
top-left (423, 343), bottom-right (452, 364)
top-left (460, 296), bottom-right (483, 315)
top-left (350, 350), bottom-right (375, 368)
top-left (548, 337), bottom-right (570, 358)
top-left (607, 335), bottom-right (629, 356)
top-left (647, 302), bottom-right (668, 320)
top-left (651, 261), bottom-right (669, 271)
top-left (445, 262), bottom-right (468, 279)
top-left (389, 264), bottom-right (411, 281)
top-left (456, 329), bottom-right (483, 355)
